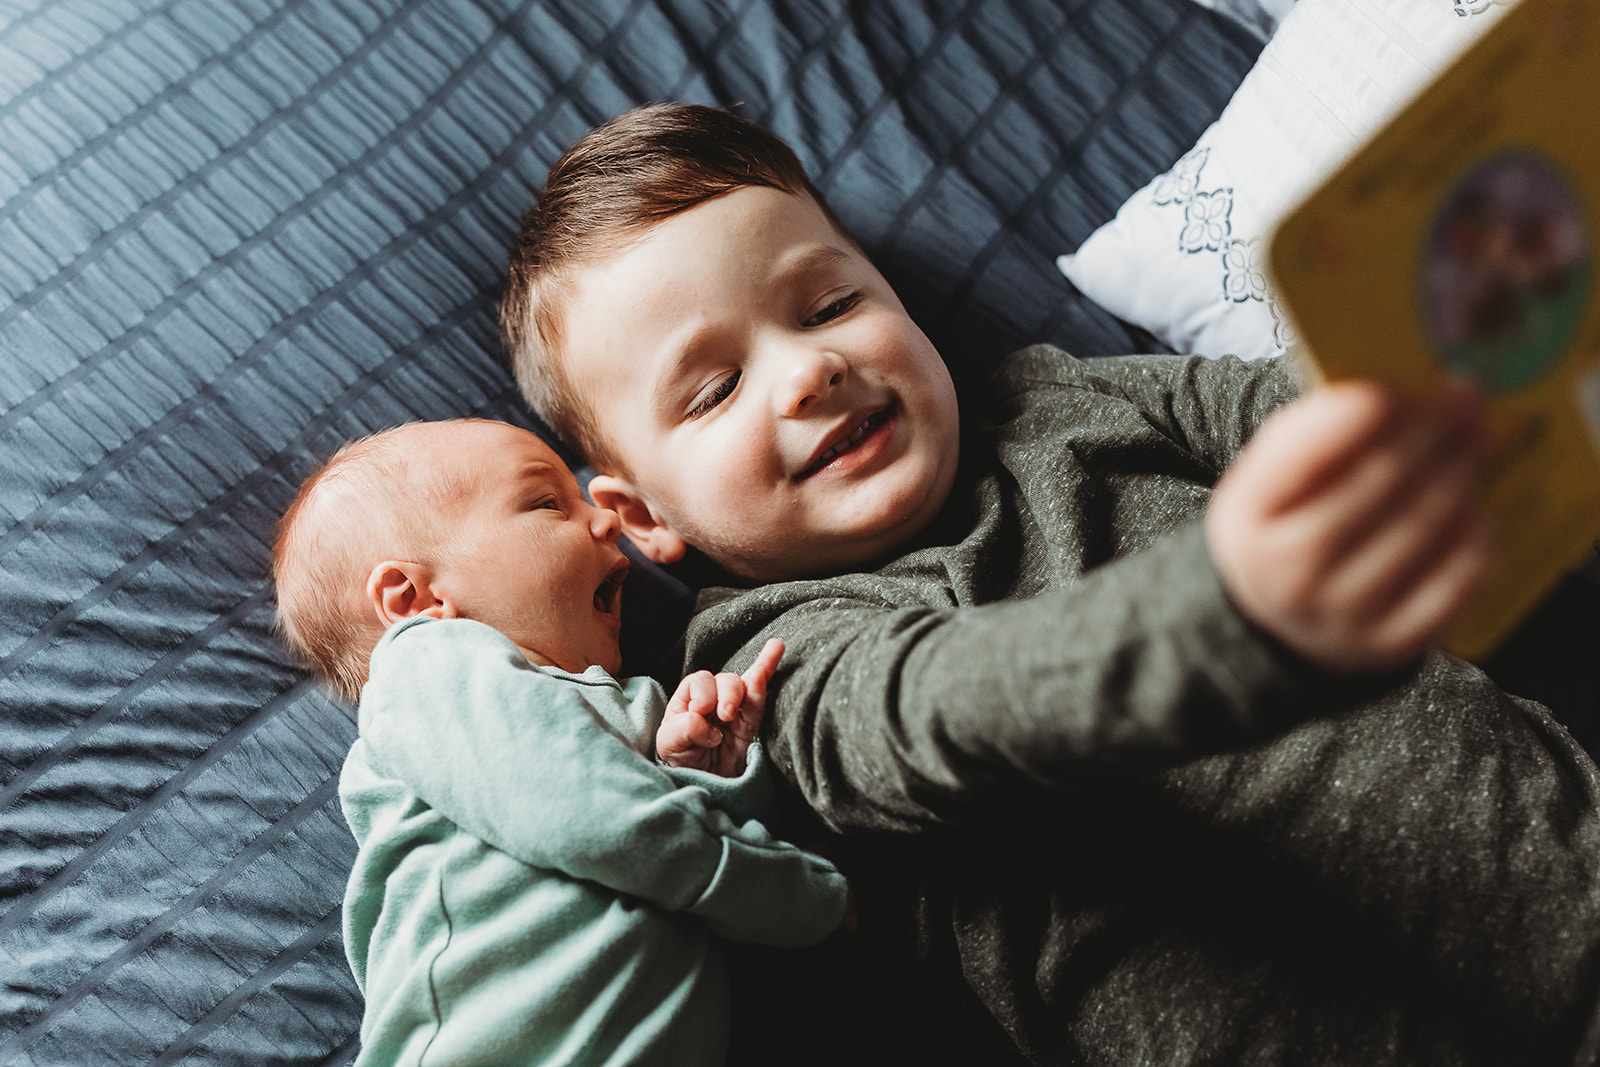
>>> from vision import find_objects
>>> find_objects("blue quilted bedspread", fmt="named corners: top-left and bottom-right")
top-left (0, 1), bottom-right (1259, 1061)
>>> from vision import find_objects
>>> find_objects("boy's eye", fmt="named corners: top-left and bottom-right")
top-left (687, 371), bottom-right (740, 419)
top-left (803, 292), bottom-right (861, 328)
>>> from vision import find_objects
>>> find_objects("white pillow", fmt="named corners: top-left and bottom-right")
top-left (1059, 0), bottom-right (1516, 361)
top-left (1187, 0), bottom-right (1299, 42)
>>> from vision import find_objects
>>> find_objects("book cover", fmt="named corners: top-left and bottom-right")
top-left (1269, 0), bottom-right (1600, 659)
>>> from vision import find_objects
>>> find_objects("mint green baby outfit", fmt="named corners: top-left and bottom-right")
top-left (339, 616), bottom-right (847, 1066)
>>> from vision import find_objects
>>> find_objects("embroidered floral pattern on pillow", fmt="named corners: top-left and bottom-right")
top-left (1152, 146), bottom-right (1212, 205)
top-left (1149, 145), bottom-right (1294, 355)
top-left (1452, 0), bottom-right (1511, 16)
top-left (1180, 189), bottom-right (1235, 252)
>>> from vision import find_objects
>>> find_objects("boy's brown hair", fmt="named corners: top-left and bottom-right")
top-left (272, 423), bottom-right (472, 702)
top-left (500, 103), bottom-right (837, 474)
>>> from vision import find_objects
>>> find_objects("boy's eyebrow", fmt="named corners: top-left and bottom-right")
top-left (779, 244), bottom-right (852, 278)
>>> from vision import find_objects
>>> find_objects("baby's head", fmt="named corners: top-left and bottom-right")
top-left (273, 419), bottom-right (628, 701)
top-left (501, 104), bottom-right (960, 582)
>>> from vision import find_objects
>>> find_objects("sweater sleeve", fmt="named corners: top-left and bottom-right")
top-left (359, 617), bottom-right (847, 946)
top-left (689, 524), bottom-right (1382, 834)
top-left (994, 347), bottom-right (1304, 477)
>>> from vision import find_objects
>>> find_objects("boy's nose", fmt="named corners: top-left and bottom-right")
top-left (589, 506), bottom-right (621, 544)
top-left (777, 349), bottom-right (847, 417)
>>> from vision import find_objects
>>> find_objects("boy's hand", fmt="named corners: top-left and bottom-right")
top-left (1206, 380), bottom-right (1493, 674)
top-left (657, 639), bottom-right (784, 777)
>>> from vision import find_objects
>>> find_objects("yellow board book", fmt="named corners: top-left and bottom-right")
top-left (1268, 0), bottom-right (1600, 660)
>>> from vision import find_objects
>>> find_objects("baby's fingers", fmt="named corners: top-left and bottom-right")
top-left (656, 710), bottom-right (722, 767)
top-left (714, 674), bottom-right (747, 725)
top-left (667, 670), bottom-right (720, 720)
top-left (740, 639), bottom-right (786, 709)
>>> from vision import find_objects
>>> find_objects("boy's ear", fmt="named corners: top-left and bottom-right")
top-left (588, 475), bottom-right (687, 565)
top-left (366, 560), bottom-right (458, 627)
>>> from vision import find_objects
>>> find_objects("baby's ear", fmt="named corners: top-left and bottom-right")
top-left (588, 475), bottom-right (687, 565)
top-left (366, 560), bottom-right (455, 627)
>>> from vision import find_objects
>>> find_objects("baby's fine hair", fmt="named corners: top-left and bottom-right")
top-left (272, 421), bottom-right (477, 703)
top-left (500, 102), bottom-right (836, 474)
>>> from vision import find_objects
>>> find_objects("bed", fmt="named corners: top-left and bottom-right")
top-left (0, 0), bottom-right (1344, 1060)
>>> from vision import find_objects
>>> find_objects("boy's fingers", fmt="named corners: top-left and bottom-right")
top-left (1365, 517), bottom-right (1491, 664)
top-left (1278, 400), bottom-right (1485, 584)
top-left (1229, 382), bottom-right (1403, 516)
top-left (1318, 446), bottom-right (1487, 625)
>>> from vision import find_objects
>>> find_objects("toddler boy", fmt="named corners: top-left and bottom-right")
top-left (271, 417), bottom-right (848, 1066)
top-left (499, 104), bottom-right (1600, 1066)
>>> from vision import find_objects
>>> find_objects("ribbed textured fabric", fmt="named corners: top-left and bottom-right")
top-left (0, 1), bottom-right (1260, 1062)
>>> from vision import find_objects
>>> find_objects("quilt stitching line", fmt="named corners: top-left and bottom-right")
top-left (948, 0), bottom-right (1203, 315)
top-left (0, 0), bottom-right (194, 130)
top-left (0, 0), bottom-right (435, 344)
top-left (860, 0), bottom-right (1029, 250)
top-left (0, 775), bottom-right (343, 1055)
top-left (0, 0), bottom-right (324, 246)
top-left (0, 585), bottom-right (277, 813)
top-left (0, 294), bottom-right (502, 681)
top-left (149, 905), bottom-right (346, 1066)
top-left (0, 38), bottom-right (531, 543)
top-left (649, 0), bottom-right (767, 108)
top-left (0, 673), bottom-right (325, 941)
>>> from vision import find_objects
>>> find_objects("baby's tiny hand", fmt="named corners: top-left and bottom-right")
top-left (656, 639), bottom-right (784, 777)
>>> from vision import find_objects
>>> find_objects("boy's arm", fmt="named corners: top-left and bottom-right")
top-left (687, 522), bottom-right (1371, 835)
top-left (359, 617), bottom-right (847, 946)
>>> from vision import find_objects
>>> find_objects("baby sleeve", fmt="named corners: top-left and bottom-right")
top-left (358, 617), bottom-right (847, 947)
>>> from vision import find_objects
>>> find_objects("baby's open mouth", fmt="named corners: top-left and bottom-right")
top-left (796, 405), bottom-right (893, 479)
top-left (594, 562), bottom-right (628, 616)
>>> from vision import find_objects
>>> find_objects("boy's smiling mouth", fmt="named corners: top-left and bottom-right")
top-left (796, 403), bottom-right (896, 480)
top-left (594, 559), bottom-right (629, 617)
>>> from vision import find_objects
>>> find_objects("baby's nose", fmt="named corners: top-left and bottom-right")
top-left (590, 506), bottom-right (621, 543)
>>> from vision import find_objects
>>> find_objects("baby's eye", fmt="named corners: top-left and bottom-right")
top-left (687, 371), bottom-right (740, 419)
top-left (803, 292), bottom-right (861, 328)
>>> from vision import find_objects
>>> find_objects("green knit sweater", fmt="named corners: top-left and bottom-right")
top-left (685, 347), bottom-right (1600, 1066)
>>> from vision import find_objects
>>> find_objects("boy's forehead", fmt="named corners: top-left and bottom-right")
top-left (558, 186), bottom-right (855, 389)
top-left (572, 187), bottom-right (846, 299)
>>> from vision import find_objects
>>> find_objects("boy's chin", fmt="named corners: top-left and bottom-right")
top-left (710, 511), bottom-right (943, 584)
top-left (685, 457), bottom-right (960, 583)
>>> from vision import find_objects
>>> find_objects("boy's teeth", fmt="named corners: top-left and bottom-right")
top-left (815, 414), bottom-right (878, 466)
